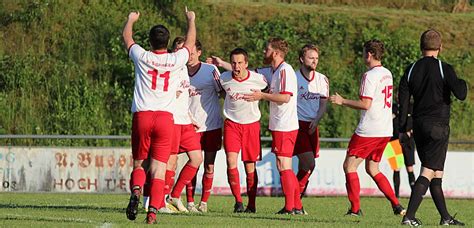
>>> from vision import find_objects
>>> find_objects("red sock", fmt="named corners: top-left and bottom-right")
top-left (345, 172), bottom-right (360, 212)
top-left (246, 171), bottom-right (258, 209)
top-left (280, 170), bottom-right (295, 211)
top-left (149, 178), bottom-right (165, 211)
top-left (227, 168), bottom-right (242, 203)
top-left (130, 168), bottom-right (146, 194)
top-left (372, 172), bottom-right (399, 207)
top-left (171, 164), bottom-right (198, 199)
top-left (164, 170), bottom-right (175, 195)
top-left (201, 173), bottom-right (214, 203)
top-left (292, 172), bottom-right (303, 210)
top-left (186, 174), bottom-right (197, 203)
top-left (143, 171), bottom-right (152, 197)
top-left (296, 169), bottom-right (312, 194)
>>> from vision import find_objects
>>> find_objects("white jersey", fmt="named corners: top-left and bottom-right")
top-left (129, 44), bottom-right (189, 113)
top-left (189, 62), bottom-right (223, 132)
top-left (355, 65), bottom-right (393, 137)
top-left (219, 70), bottom-right (268, 124)
top-left (173, 71), bottom-right (192, 125)
top-left (296, 69), bottom-right (329, 121)
top-left (267, 62), bottom-right (299, 131)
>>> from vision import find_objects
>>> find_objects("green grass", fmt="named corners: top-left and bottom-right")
top-left (0, 193), bottom-right (472, 227)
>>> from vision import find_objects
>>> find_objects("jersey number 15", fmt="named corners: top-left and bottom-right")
top-left (382, 85), bottom-right (393, 108)
top-left (147, 70), bottom-right (170, 91)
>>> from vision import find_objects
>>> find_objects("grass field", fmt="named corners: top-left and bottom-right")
top-left (0, 193), bottom-right (472, 227)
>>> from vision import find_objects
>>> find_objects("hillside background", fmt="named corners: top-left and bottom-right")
top-left (0, 0), bottom-right (472, 147)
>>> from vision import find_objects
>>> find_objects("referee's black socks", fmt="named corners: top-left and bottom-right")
top-left (405, 176), bottom-right (430, 219)
top-left (430, 178), bottom-right (451, 220)
top-left (393, 171), bottom-right (400, 198)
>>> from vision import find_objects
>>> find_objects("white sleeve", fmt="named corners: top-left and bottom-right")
top-left (128, 44), bottom-right (145, 63)
top-left (258, 73), bottom-right (268, 90)
top-left (320, 75), bottom-right (329, 99)
top-left (279, 69), bottom-right (296, 96)
top-left (174, 47), bottom-right (191, 68)
top-left (359, 73), bottom-right (376, 100)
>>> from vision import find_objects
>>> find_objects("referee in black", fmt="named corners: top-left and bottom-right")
top-left (399, 29), bottom-right (467, 226)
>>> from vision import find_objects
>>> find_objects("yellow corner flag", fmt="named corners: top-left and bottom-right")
top-left (384, 139), bottom-right (405, 170)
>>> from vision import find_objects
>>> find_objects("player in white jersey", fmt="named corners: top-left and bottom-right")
top-left (168, 40), bottom-right (223, 213)
top-left (330, 40), bottom-right (405, 217)
top-left (219, 48), bottom-right (267, 213)
top-left (294, 44), bottom-right (328, 200)
top-left (123, 8), bottom-right (196, 224)
top-left (244, 38), bottom-right (303, 215)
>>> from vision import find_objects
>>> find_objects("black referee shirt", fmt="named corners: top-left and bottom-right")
top-left (398, 56), bottom-right (467, 132)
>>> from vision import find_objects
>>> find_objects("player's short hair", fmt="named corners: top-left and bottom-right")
top-left (299, 44), bottom-right (320, 60)
top-left (195, 39), bottom-right (202, 52)
top-left (229, 48), bottom-right (249, 62)
top-left (420, 29), bottom-right (442, 51)
top-left (149, 25), bottom-right (170, 50)
top-left (268, 37), bottom-right (289, 56)
top-left (172, 36), bottom-right (185, 50)
top-left (363, 39), bottom-right (384, 61)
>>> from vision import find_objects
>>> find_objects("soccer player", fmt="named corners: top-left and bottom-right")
top-left (219, 48), bottom-right (268, 213)
top-left (244, 38), bottom-right (304, 215)
top-left (399, 29), bottom-right (467, 226)
top-left (162, 36), bottom-right (203, 214)
top-left (329, 39), bottom-right (406, 217)
top-left (167, 39), bottom-right (223, 213)
top-left (122, 8), bottom-right (196, 224)
top-left (294, 44), bottom-right (328, 199)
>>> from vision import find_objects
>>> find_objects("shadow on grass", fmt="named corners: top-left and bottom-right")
top-left (0, 203), bottom-right (123, 213)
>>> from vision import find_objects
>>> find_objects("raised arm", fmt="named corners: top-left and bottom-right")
top-left (183, 6), bottom-right (196, 51)
top-left (122, 12), bottom-right (140, 52)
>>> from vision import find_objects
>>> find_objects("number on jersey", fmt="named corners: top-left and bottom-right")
top-left (382, 85), bottom-right (393, 108)
top-left (147, 70), bottom-right (170, 91)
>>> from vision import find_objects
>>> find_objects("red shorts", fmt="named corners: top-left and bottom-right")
top-left (224, 119), bottom-right (262, 162)
top-left (197, 128), bottom-right (222, 152)
top-left (131, 111), bottom-right (174, 163)
top-left (347, 133), bottom-right (391, 162)
top-left (294, 121), bottom-right (320, 158)
top-left (171, 124), bottom-right (201, 155)
top-left (271, 130), bottom-right (298, 158)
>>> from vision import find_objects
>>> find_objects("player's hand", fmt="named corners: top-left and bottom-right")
top-left (176, 90), bottom-right (183, 98)
top-left (329, 92), bottom-right (344, 105)
top-left (128, 11), bottom-right (140, 23)
top-left (308, 120), bottom-right (319, 134)
top-left (185, 6), bottom-right (195, 21)
top-left (243, 89), bottom-right (263, 102)
top-left (210, 56), bottom-right (225, 67)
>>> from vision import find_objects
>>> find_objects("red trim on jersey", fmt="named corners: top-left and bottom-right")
top-left (127, 43), bottom-right (136, 56)
top-left (279, 69), bottom-right (286, 93)
top-left (359, 96), bottom-right (373, 100)
top-left (300, 69), bottom-right (315, 82)
top-left (152, 50), bottom-right (168, 54)
top-left (232, 70), bottom-right (250, 82)
top-left (320, 96), bottom-right (328, 99)
top-left (189, 62), bottom-right (202, 77)
top-left (369, 65), bottom-right (383, 70)
top-left (280, 91), bottom-right (293, 96)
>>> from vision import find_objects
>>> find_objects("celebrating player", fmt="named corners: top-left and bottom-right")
top-left (329, 39), bottom-right (406, 217)
top-left (244, 38), bottom-right (304, 215)
top-left (294, 44), bottom-right (328, 200)
top-left (163, 37), bottom-right (204, 213)
top-left (123, 7), bottom-right (196, 224)
top-left (167, 39), bottom-right (224, 213)
top-left (219, 48), bottom-right (268, 213)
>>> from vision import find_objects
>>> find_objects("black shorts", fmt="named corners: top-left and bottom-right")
top-left (400, 136), bottom-right (416, 166)
top-left (413, 120), bottom-right (449, 171)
